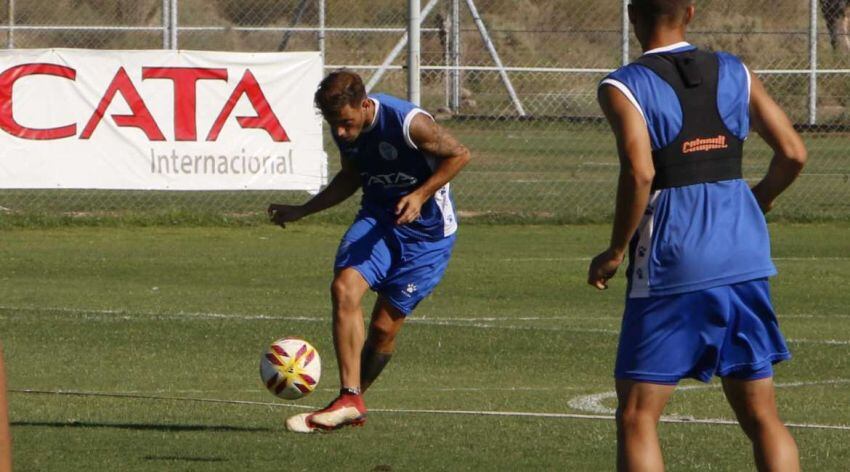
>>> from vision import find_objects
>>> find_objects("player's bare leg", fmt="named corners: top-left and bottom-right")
top-left (286, 268), bottom-right (370, 433)
top-left (360, 297), bottom-right (405, 393)
top-left (722, 377), bottom-right (800, 472)
top-left (615, 380), bottom-right (675, 472)
top-left (0, 342), bottom-right (12, 472)
top-left (330, 268), bottom-right (371, 390)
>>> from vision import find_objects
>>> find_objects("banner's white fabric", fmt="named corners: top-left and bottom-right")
top-left (0, 49), bottom-right (325, 191)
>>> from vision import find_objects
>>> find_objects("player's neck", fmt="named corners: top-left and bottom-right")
top-left (641, 31), bottom-right (688, 53)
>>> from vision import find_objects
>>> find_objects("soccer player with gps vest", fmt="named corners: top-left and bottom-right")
top-left (588, 1), bottom-right (807, 470)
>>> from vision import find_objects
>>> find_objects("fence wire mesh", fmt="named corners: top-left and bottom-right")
top-left (0, 0), bottom-right (848, 223)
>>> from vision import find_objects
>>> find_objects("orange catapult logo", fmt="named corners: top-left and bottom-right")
top-left (682, 135), bottom-right (729, 154)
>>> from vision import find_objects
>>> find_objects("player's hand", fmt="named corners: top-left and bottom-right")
top-left (395, 192), bottom-right (426, 226)
top-left (587, 248), bottom-right (625, 290)
top-left (750, 183), bottom-right (775, 214)
top-left (267, 204), bottom-right (306, 229)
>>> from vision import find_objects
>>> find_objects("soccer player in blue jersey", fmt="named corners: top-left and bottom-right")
top-left (588, 1), bottom-right (807, 470)
top-left (268, 71), bottom-right (470, 433)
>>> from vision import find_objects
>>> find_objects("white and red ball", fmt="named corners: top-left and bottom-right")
top-left (259, 337), bottom-right (321, 400)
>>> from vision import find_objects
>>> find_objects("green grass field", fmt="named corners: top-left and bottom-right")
top-left (1, 222), bottom-right (849, 470)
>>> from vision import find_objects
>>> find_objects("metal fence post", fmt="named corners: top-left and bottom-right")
top-left (443, 14), bottom-right (450, 109)
top-left (170, 0), bottom-right (179, 50)
top-left (366, 0), bottom-right (439, 93)
top-left (7, 0), bottom-right (14, 49)
top-left (408, 0), bottom-right (422, 106)
top-left (450, 0), bottom-right (461, 112)
top-left (809, 0), bottom-right (818, 126)
top-left (622, 0), bottom-right (630, 65)
top-left (162, 0), bottom-right (169, 49)
top-left (318, 0), bottom-right (326, 61)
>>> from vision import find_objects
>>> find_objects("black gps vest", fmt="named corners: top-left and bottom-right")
top-left (635, 50), bottom-right (744, 191)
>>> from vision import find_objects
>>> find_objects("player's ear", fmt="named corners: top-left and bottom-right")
top-left (683, 5), bottom-right (696, 26)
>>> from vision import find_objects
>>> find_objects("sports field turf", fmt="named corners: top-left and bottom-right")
top-left (1, 222), bottom-right (849, 470)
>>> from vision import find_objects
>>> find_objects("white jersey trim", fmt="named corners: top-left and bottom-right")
top-left (363, 98), bottom-right (381, 133)
top-left (403, 108), bottom-right (433, 150)
top-left (599, 78), bottom-right (647, 126)
top-left (643, 41), bottom-right (693, 55)
top-left (434, 183), bottom-right (458, 237)
top-left (403, 107), bottom-right (455, 237)
top-left (628, 190), bottom-right (661, 299)
top-left (743, 64), bottom-right (752, 141)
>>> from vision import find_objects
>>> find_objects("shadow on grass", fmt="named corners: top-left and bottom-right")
top-left (12, 420), bottom-right (273, 433)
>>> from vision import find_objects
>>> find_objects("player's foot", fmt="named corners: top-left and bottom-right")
top-left (309, 391), bottom-right (367, 430)
top-left (285, 412), bottom-right (317, 433)
top-left (287, 391), bottom-right (367, 433)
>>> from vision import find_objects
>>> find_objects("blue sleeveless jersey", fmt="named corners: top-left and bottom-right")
top-left (600, 43), bottom-right (777, 298)
top-left (333, 94), bottom-right (458, 241)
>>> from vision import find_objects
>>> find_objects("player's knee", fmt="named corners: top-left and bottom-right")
top-left (735, 407), bottom-right (781, 437)
top-left (616, 405), bottom-right (658, 433)
top-left (330, 278), bottom-right (361, 312)
top-left (368, 322), bottom-right (398, 352)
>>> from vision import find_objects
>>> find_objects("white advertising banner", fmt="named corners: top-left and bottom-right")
top-left (0, 49), bottom-right (326, 191)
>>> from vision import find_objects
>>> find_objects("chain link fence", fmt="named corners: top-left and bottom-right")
top-left (0, 0), bottom-right (848, 223)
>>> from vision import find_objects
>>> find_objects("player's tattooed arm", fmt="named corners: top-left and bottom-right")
top-left (394, 113), bottom-right (471, 225)
top-left (588, 84), bottom-right (655, 290)
top-left (267, 155), bottom-right (360, 228)
top-left (411, 113), bottom-right (470, 161)
top-left (748, 70), bottom-right (808, 213)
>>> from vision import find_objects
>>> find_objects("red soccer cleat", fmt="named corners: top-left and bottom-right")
top-left (286, 392), bottom-right (367, 433)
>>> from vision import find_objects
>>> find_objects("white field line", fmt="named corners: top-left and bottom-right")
top-left (567, 379), bottom-right (850, 431)
top-left (2, 306), bottom-right (849, 343)
top-left (509, 179), bottom-right (612, 184)
top-left (568, 379), bottom-right (850, 417)
top-left (799, 172), bottom-right (850, 177)
top-left (408, 319), bottom-right (619, 335)
top-left (786, 338), bottom-right (850, 345)
top-left (498, 256), bottom-right (850, 262)
top-left (417, 316), bottom-right (609, 321)
top-left (13, 386), bottom-right (573, 395)
top-left (6, 305), bottom-right (849, 322)
top-left (0, 305), bottom-right (544, 322)
top-left (499, 257), bottom-right (591, 262)
top-left (772, 257), bottom-right (850, 261)
top-left (10, 387), bottom-right (850, 432)
top-left (0, 306), bottom-right (620, 335)
top-left (578, 162), bottom-right (619, 167)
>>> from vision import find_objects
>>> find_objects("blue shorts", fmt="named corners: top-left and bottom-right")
top-left (334, 213), bottom-right (456, 316)
top-left (615, 278), bottom-right (791, 384)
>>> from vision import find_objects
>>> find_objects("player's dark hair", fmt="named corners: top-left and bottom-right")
top-left (314, 70), bottom-right (367, 117)
top-left (630, 0), bottom-right (692, 21)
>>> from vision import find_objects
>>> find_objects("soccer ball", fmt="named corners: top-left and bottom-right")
top-left (260, 337), bottom-right (321, 400)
